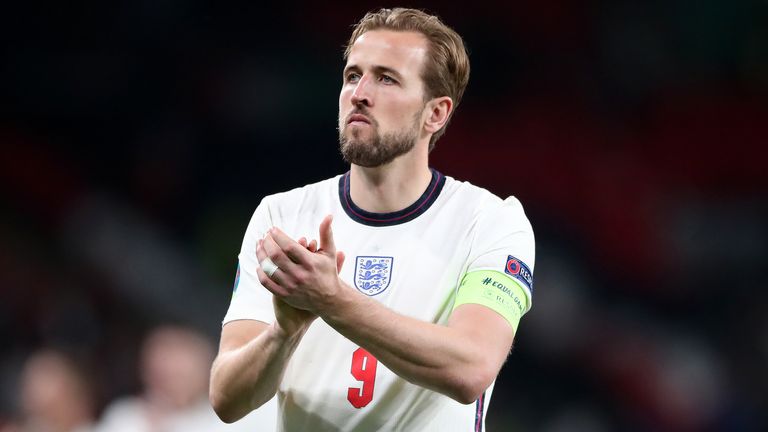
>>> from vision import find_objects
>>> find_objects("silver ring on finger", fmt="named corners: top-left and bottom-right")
top-left (260, 257), bottom-right (279, 277)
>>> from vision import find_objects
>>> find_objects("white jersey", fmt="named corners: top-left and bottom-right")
top-left (224, 170), bottom-right (535, 432)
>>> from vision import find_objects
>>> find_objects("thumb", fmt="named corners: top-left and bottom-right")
top-left (318, 214), bottom-right (336, 255)
top-left (336, 251), bottom-right (346, 273)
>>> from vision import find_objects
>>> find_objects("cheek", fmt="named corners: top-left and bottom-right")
top-left (339, 88), bottom-right (353, 108)
top-left (389, 101), bottom-right (423, 126)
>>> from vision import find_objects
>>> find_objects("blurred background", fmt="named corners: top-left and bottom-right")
top-left (1, 0), bottom-right (767, 431)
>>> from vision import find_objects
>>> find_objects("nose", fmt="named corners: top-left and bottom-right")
top-left (350, 74), bottom-right (373, 107)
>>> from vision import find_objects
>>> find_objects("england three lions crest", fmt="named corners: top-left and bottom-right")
top-left (354, 256), bottom-right (393, 296)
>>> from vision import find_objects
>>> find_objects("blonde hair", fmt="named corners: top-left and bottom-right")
top-left (345, 8), bottom-right (470, 151)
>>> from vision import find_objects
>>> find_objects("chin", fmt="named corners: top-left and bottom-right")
top-left (345, 133), bottom-right (374, 149)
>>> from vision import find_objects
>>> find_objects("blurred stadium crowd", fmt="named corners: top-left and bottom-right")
top-left (0, 326), bottom-right (274, 432)
top-left (1, 0), bottom-right (767, 431)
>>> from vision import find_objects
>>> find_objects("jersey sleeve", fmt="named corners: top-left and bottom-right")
top-left (222, 197), bottom-right (277, 326)
top-left (471, 196), bottom-right (535, 304)
top-left (453, 196), bottom-right (536, 329)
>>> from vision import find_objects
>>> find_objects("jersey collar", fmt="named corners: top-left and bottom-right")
top-left (338, 168), bottom-right (446, 227)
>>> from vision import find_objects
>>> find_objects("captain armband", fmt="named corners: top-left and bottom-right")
top-left (452, 270), bottom-right (530, 333)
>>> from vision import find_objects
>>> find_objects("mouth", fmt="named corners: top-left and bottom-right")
top-left (347, 113), bottom-right (371, 125)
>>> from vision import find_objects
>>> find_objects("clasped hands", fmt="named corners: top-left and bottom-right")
top-left (256, 215), bottom-right (346, 321)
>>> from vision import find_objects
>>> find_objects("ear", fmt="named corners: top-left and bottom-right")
top-left (423, 96), bottom-right (453, 135)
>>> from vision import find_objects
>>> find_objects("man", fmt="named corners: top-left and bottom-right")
top-left (100, 325), bottom-right (274, 432)
top-left (210, 8), bottom-right (535, 431)
top-left (7, 349), bottom-right (97, 432)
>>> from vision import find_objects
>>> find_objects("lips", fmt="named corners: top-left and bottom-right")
top-left (347, 113), bottom-right (371, 124)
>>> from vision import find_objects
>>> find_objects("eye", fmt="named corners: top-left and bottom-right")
top-left (346, 72), bottom-right (361, 83)
top-left (380, 74), bottom-right (397, 85)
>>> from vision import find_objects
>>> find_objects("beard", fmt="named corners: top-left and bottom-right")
top-left (338, 109), bottom-right (421, 168)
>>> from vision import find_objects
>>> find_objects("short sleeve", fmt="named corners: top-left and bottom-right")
top-left (466, 196), bottom-right (536, 312)
top-left (222, 197), bottom-right (277, 325)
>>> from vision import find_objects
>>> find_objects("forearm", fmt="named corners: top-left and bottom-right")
top-left (209, 322), bottom-right (304, 423)
top-left (320, 286), bottom-right (496, 404)
top-left (257, 223), bottom-right (511, 403)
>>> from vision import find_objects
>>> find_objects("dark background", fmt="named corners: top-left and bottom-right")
top-left (2, 0), bottom-right (767, 430)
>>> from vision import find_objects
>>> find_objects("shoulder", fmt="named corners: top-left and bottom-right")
top-left (442, 175), bottom-right (530, 223)
top-left (98, 396), bottom-right (145, 428)
top-left (259, 175), bottom-right (342, 210)
top-left (246, 174), bottom-right (342, 231)
top-left (264, 174), bottom-right (341, 203)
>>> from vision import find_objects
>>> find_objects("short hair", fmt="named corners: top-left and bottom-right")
top-left (344, 8), bottom-right (470, 151)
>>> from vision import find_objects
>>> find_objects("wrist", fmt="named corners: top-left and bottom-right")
top-left (317, 280), bottom-right (359, 323)
top-left (268, 319), bottom-right (308, 343)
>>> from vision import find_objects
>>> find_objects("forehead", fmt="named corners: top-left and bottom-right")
top-left (346, 30), bottom-right (429, 77)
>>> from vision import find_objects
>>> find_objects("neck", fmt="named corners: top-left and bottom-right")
top-left (349, 153), bottom-right (432, 214)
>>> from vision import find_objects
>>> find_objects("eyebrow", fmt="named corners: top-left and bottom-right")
top-left (343, 64), bottom-right (405, 81)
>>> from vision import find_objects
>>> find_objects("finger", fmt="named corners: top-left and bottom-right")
top-left (255, 266), bottom-right (289, 297)
top-left (298, 237), bottom-right (308, 248)
top-left (308, 239), bottom-right (318, 253)
top-left (336, 250), bottom-right (346, 273)
top-left (257, 238), bottom-right (278, 267)
top-left (318, 215), bottom-right (336, 255)
top-left (262, 234), bottom-right (300, 273)
top-left (269, 227), bottom-right (311, 264)
top-left (257, 239), bottom-right (296, 286)
top-left (256, 239), bottom-right (267, 262)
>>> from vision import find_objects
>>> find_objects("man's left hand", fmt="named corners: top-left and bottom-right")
top-left (255, 215), bottom-right (346, 313)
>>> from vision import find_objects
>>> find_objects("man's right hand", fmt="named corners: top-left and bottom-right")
top-left (211, 234), bottom-right (331, 423)
top-left (268, 236), bottom-right (345, 338)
